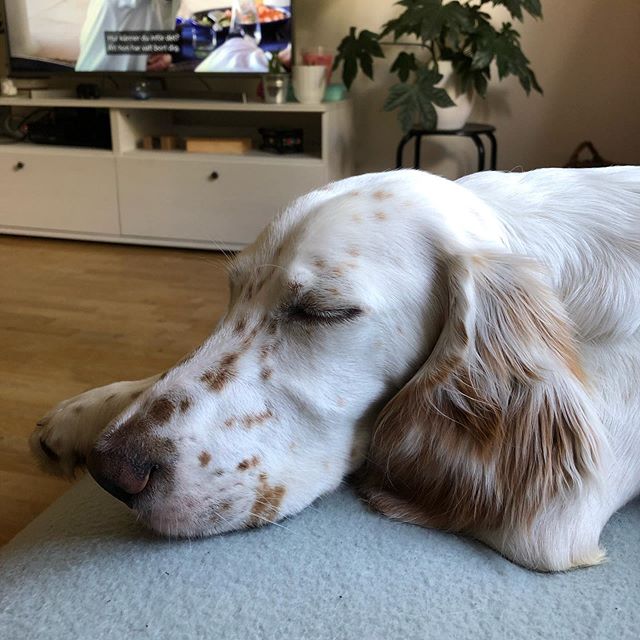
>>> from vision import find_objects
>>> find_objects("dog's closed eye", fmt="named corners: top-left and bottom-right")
top-left (284, 304), bottom-right (363, 325)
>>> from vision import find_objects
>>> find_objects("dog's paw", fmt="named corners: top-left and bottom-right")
top-left (30, 383), bottom-right (135, 478)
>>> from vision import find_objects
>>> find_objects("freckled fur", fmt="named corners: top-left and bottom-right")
top-left (198, 451), bottom-right (212, 467)
top-left (237, 455), bottom-right (260, 471)
top-left (241, 409), bottom-right (274, 428)
top-left (201, 353), bottom-right (239, 392)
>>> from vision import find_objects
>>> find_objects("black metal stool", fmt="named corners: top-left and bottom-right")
top-left (396, 123), bottom-right (497, 172)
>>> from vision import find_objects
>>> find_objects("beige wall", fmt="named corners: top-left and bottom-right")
top-left (297, 0), bottom-right (640, 178)
top-left (2, 1), bottom-right (638, 178)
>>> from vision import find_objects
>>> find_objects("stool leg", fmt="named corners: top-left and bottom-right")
top-left (470, 134), bottom-right (485, 171)
top-left (413, 133), bottom-right (423, 169)
top-left (485, 131), bottom-right (497, 170)
top-left (396, 132), bottom-right (413, 169)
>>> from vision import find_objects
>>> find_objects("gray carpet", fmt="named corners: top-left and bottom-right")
top-left (1, 476), bottom-right (639, 640)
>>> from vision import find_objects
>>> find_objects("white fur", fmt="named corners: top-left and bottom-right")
top-left (32, 167), bottom-right (640, 570)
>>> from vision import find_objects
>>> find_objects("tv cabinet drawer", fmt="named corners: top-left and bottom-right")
top-left (0, 148), bottom-right (119, 234)
top-left (117, 155), bottom-right (327, 245)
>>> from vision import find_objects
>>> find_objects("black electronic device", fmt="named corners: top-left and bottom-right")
top-left (76, 83), bottom-right (101, 99)
top-left (25, 108), bottom-right (111, 150)
top-left (259, 127), bottom-right (303, 154)
top-left (1, 1), bottom-right (294, 78)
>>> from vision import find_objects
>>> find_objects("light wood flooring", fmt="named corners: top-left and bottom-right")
top-left (0, 236), bottom-right (230, 545)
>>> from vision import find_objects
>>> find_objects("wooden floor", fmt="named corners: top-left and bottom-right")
top-left (0, 236), bottom-right (230, 545)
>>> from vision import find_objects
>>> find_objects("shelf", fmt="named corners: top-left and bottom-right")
top-left (120, 148), bottom-right (323, 165)
top-left (0, 96), bottom-right (348, 113)
top-left (0, 93), bottom-right (353, 249)
top-left (0, 142), bottom-right (113, 156)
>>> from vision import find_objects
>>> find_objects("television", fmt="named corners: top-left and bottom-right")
top-left (1, 0), bottom-right (292, 76)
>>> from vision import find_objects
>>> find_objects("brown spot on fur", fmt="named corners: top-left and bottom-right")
top-left (330, 266), bottom-right (344, 278)
top-left (237, 455), bottom-right (260, 471)
top-left (247, 475), bottom-right (286, 528)
top-left (347, 246), bottom-right (361, 258)
top-left (179, 397), bottom-right (191, 413)
top-left (259, 344), bottom-right (273, 361)
top-left (224, 417), bottom-right (237, 428)
top-left (288, 281), bottom-right (303, 294)
top-left (147, 396), bottom-right (176, 424)
top-left (373, 190), bottom-right (392, 200)
top-left (261, 367), bottom-right (273, 381)
top-left (349, 190), bottom-right (361, 197)
top-left (259, 472), bottom-right (268, 482)
top-left (239, 324), bottom-right (260, 352)
top-left (374, 211), bottom-right (387, 221)
top-left (246, 324), bottom-right (261, 342)
top-left (313, 257), bottom-right (327, 269)
top-left (214, 468), bottom-right (225, 476)
top-left (201, 353), bottom-right (239, 392)
top-left (198, 451), bottom-right (212, 467)
top-left (241, 409), bottom-right (274, 428)
top-left (219, 500), bottom-right (232, 511)
top-left (266, 321), bottom-right (278, 336)
top-left (234, 317), bottom-right (247, 334)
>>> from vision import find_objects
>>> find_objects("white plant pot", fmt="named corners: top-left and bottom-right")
top-left (434, 60), bottom-right (474, 130)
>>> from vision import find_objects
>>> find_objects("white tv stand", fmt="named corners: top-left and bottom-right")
top-left (0, 96), bottom-right (353, 249)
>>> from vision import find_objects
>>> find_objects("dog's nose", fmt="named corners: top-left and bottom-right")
top-left (87, 445), bottom-right (155, 507)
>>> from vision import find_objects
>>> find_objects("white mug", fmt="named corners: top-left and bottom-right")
top-left (292, 65), bottom-right (327, 104)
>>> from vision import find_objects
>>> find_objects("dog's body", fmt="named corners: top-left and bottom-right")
top-left (32, 167), bottom-right (640, 571)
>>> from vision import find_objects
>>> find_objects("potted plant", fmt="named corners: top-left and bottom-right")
top-left (333, 0), bottom-right (542, 131)
top-left (263, 53), bottom-right (289, 104)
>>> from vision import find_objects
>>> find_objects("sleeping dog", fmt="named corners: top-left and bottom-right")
top-left (32, 167), bottom-right (640, 571)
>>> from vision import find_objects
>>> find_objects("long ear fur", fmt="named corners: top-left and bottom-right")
top-left (360, 251), bottom-right (602, 535)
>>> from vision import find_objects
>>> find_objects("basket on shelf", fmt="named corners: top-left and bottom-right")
top-left (564, 141), bottom-right (614, 168)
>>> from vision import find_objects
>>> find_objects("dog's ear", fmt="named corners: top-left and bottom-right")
top-left (360, 251), bottom-right (602, 533)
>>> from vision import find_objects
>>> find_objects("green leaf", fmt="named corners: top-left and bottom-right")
top-left (333, 27), bottom-right (385, 89)
top-left (384, 82), bottom-right (413, 112)
top-left (491, 0), bottom-right (542, 21)
top-left (383, 65), bottom-right (455, 133)
top-left (390, 51), bottom-right (418, 82)
top-left (381, 0), bottom-right (473, 45)
top-left (483, 22), bottom-right (541, 94)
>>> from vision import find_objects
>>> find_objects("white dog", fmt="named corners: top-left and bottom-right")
top-left (32, 167), bottom-right (640, 572)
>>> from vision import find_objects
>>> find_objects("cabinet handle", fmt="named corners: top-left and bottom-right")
top-left (208, 171), bottom-right (219, 181)
top-left (13, 161), bottom-right (25, 171)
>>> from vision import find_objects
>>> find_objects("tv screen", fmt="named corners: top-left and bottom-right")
top-left (3, 0), bottom-right (292, 74)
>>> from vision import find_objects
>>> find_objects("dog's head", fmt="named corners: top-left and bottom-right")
top-left (87, 170), bottom-right (600, 539)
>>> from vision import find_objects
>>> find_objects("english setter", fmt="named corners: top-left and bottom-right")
top-left (32, 167), bottom-right (640, 571)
